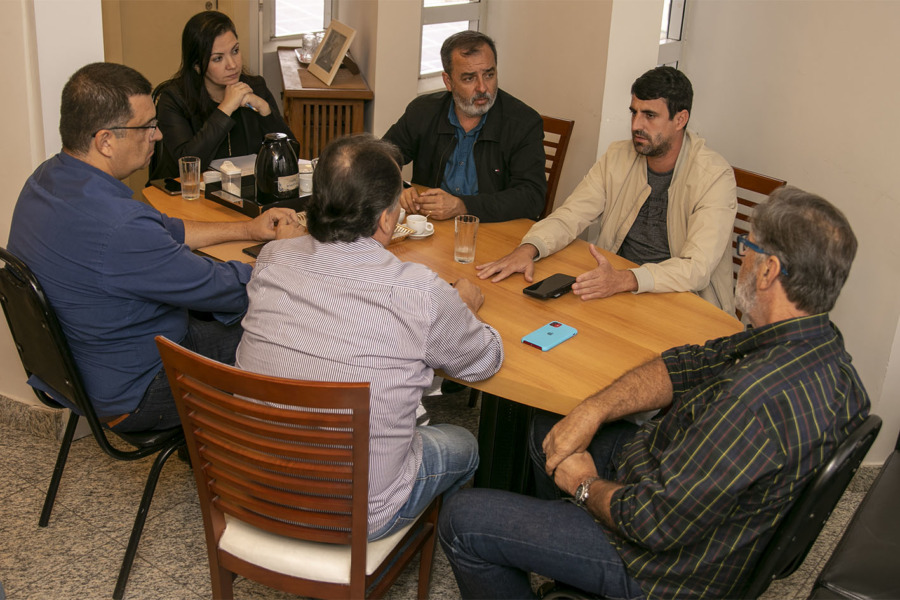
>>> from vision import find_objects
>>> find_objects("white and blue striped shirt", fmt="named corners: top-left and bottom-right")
top-left (236, 235), bottom-right (503, 533)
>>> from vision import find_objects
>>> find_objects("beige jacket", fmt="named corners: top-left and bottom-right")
top-left (522, 130), bottom-right (737, 314)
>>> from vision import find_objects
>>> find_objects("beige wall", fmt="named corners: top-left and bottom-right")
top-left (682, 0), bottom-right (900, 461)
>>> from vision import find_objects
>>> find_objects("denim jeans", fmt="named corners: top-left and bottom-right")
top-left (111, 316), bottom-right (243, 433)
top-left (369, 423), bottom-right (478, 541)
top-left (437, 411), bottom-right (644, 599)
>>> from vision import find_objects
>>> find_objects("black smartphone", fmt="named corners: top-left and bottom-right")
top-left (242, 243), bottom-right (266, 259)
top-left (149, 178), bottom-right (182, 196)
top-left (523, 273), bottom-right (576, 299)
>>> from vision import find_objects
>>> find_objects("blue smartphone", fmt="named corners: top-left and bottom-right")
top-left (521, 321), bottom-right (578, 351)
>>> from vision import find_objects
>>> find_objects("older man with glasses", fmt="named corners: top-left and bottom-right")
top-left (439, 186), bottom-right (870, 600)
top-left (7, 62), bottom-right (301, 433)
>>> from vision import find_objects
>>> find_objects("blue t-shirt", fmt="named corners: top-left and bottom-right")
top-left (7, 152), bottom-right (252, 417)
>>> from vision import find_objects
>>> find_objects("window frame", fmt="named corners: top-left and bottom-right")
top-left (418, 0), bottom-right (486, 92)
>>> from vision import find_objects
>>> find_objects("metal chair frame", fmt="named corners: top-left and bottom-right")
top-left (0, 247), bottom-right (184, 600)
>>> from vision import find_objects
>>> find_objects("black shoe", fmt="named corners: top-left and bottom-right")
top-left (440, 378), bottom-right (467, 394)
top-left (176, 444), bottom-right (192, 468)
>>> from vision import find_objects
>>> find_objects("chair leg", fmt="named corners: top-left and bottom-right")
top-left (112, 439), bottom-right (182, 600)
top-left (417, 498), bottom-right (441, 600)
top-left (39, 411), bottom-right (79, 527)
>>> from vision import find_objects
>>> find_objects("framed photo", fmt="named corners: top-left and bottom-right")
top-left (307, 20), bottom-right (356, 86)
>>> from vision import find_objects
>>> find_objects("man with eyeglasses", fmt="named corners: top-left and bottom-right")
top-left (8, 62), bottom-right (301, 433)
top-left (439, 186), bottom-right (870, 599)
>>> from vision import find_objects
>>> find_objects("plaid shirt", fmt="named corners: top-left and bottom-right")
top-left (608, 313), bottom-right (869, 599)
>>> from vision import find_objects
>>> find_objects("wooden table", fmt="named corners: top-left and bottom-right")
top-left (145, 187), bottom-right (742, 490)
top-left (277, 47), bottom-right (373, 160)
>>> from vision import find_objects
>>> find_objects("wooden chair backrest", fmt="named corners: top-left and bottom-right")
top-left (156, 337), bottom-right (372, 578)
top-left (540, 115), bottom-right (575, 219)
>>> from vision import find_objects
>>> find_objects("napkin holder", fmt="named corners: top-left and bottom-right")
top-left (204, 174), bottom-right (310, 217)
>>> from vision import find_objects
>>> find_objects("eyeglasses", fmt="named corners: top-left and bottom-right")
top-left (736, 234), bottom-right (789, 276)
top-left (92, 119), bottom-right (158, 138)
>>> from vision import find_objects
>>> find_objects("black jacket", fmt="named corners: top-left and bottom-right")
top-left (149, 74), bottom-right (295, 180)
top-left (383, 90), bottom-right (546, 222)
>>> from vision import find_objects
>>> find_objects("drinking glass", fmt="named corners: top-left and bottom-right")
top-left (178, 156), bottom-right (201, 200)
top-left (454, 215), bottom-right (479, 263)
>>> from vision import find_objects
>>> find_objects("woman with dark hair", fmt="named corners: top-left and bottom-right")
top-left (150, 11), bottom-right (294, 179)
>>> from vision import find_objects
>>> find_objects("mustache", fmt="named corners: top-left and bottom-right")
top-left (632, 130), bottom-right (649, 139)
top-left (469, 91), bottom-right (494, 103)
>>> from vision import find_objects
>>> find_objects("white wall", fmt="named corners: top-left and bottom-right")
top-left (682, 0), bottom-right (900, 461)
top-left (0, 0), bottom-right (104, 406)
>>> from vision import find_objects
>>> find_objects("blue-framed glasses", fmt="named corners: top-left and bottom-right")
top-left (736, 234), bottom-right (789, 276)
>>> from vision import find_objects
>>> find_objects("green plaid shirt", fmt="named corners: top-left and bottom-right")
top-left (608, 313), bottom-right (869, 599)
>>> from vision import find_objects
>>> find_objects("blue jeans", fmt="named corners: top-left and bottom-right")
top-left (369, 424), bottom-right (478, 541)
top-left (111, 316), bottom-right (243, 433)
top-left (438, 411), bottom-right (644, 599)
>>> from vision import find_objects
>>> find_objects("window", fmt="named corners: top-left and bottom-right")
top-left (270, 0), bottom-right (331, 39)
top-left (658, 0), bottom-right (685, 67)
top-left (420, 0), bottom-right (485, 78)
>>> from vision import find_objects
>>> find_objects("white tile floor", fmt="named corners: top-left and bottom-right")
top-left (0, 392), bottom-right (877, 600)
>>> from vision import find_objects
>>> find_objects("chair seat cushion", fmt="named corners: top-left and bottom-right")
top-left (219, 512), bottom-right (419, 584)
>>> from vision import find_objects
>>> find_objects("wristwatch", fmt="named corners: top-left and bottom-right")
top-left (574, 476), bottom-right (602, 507)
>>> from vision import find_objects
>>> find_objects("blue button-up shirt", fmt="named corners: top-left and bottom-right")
top-left (442, 102), bottom-right (486, 196)
top-left (8, 153), bottom-right (252, 417)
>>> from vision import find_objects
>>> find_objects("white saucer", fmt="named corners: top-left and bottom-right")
top-left (408, 229), bottom-right (434, 240)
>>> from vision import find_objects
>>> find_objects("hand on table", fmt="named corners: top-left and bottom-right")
top-left (452, 278), bottom-right (485, 314)
top-left (476, 244), bottom-right (538, 283)
top-left (248, 208), bottom-right (302, 241)
top-left (553, 452), bottom-right (599, 496)
top-left (413, 188), bottom-right (466, 221)
top-left (571, 245), bottom-right (638, 301)
top-left (399, 187), bottom-right (421, 216)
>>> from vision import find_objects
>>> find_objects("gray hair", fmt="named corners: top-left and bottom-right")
top-left (752, 186), bottom-right (857, 314)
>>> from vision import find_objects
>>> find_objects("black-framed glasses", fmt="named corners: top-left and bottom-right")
top-left (736, 234), bottom-right (789, 276)
top-left (92, 119), bottom-right (158, 138)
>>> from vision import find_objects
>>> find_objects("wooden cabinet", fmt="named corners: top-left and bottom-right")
top-left (277, 47), bottom-right (374, 160)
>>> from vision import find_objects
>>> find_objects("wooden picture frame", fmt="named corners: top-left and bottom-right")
top-left (307, 20), bottom-right (356, 86)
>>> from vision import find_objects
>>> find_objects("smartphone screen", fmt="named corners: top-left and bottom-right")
top-left (523, 273), bottom-right (576, 299)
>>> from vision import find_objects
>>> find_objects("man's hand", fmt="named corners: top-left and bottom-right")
top-left (399, 187), bottom-right (420, 216)
top-left (452, 278), bottom-right (485, 314)
top-left (553, 452), bottom-right (599, 496)
top-left (415, 188), bottom-right (466, 221)
top-left (475, 244), bottom-right (538, 283)
top-left (571, 245), bottom-right (638, 301)
top-left (543, 400), bottom-right (606, 476)
top-left (247, 208), bottom-right (301, 241)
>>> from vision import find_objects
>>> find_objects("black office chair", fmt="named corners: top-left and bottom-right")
top-left (739, 414), bottom-right (881, 598)
top-left (0, 247), bottom-right (184, 600)
top-left (538, 414), bottom-right (882, 600)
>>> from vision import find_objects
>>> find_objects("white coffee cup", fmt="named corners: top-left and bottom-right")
top-left (406, 214), bottom-right (434, 236)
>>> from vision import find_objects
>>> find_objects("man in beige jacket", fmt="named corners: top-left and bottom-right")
top-left (477, 67), bottom-right (737, 314)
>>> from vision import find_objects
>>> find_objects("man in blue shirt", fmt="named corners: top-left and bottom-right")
top-left (383, 31), bottom-right (546, 223)
top-left (7, 62), bottom-right (300, 432)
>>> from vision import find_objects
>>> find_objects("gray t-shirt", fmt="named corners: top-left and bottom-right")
top-left (618, 167), bottom-right (673, 264)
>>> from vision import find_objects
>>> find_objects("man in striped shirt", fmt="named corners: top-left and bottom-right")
top-left (236, 134), bottom-right (503, 540)
top-left (439, 186), bottom-right (869, 599)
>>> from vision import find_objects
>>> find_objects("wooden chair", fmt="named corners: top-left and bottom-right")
top-left (731, 167), bottom-right (786, 319)
top-left (0, 247), bottom-right (184, 600)
top-left (155, 336), bottom-right (441, 600)
top-left (540, 115), bottom-right (575, 219)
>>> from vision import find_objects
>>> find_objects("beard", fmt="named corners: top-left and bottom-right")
top-left (453, 89), bottom-right (496, 118)
top-left (632, 130), bottom-right (671, 158)
top-left (735, 256), bottom-right (761, 319)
